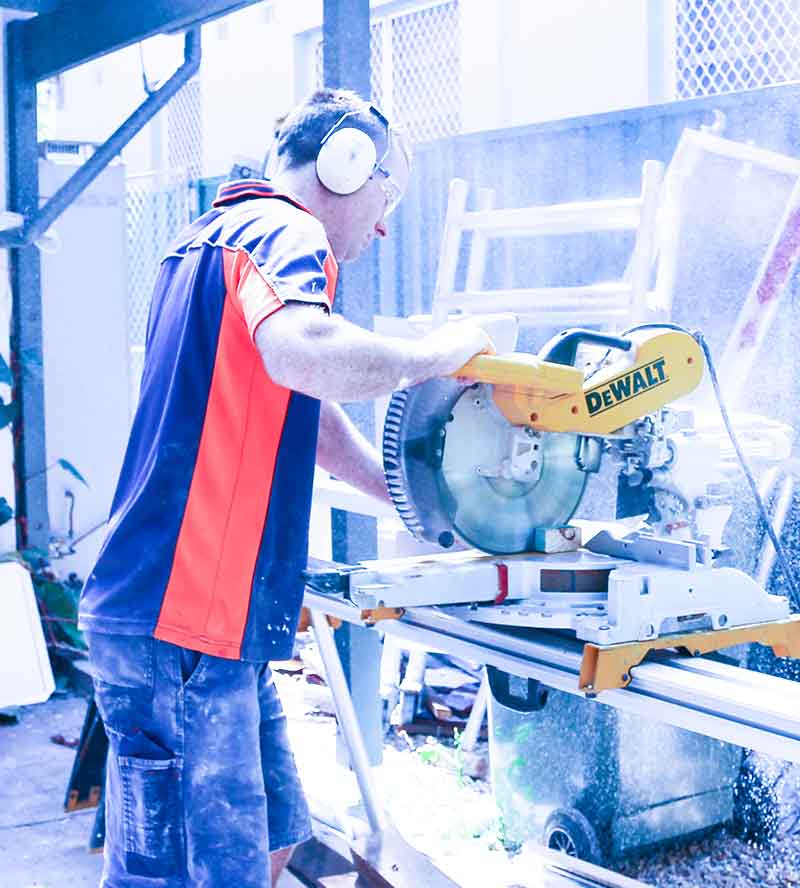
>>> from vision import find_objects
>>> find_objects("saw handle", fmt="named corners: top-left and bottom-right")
top-left (452, 353), bottom-right (542, 384)
top-left (538, 328), bottom-right (633, 366)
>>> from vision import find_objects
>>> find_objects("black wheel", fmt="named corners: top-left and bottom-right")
top-left (543, 808), bottom-right (603, 864)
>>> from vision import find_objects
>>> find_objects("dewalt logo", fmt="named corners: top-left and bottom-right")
top-left (585, 358), bottom-right (668, 416)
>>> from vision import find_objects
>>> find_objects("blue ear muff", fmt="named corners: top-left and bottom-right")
top-left (316, 127), bottom-right (378, 195)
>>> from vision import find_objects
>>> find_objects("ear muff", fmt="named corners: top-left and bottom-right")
top-left (316, 127), bottom-right (377, 195)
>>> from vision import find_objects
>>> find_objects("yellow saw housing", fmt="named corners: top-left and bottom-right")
top-left (455, 330), bottom-right (704, 434)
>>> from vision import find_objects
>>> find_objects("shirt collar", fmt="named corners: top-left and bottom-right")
top-left (212, 178), bottom-right (313, 215)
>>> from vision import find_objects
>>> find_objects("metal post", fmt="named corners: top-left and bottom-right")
top-left (311, 609), bottom-right (386, 833)
top-left (460, 670), bottom-right (489, 753)
top-left (6, 19), bottom-right (48, 550)
top-left (322, 0), bottom-right (384, 767)
top-left (3, 25), bottom-right (201, 552)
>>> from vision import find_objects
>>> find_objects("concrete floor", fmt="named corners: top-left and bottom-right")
top-left (0, 693), bottom-right (302, 888)
top-left (1, 693), bottom-right (104, 887)
top-left (2, 674), bottom-right (633, 888)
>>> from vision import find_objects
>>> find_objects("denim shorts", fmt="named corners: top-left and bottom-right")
top-left (86, 632), bottom-right (311, 887)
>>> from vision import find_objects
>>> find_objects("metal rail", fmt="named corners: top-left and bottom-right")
top-left (305, 588), bottom-right (800, 763)
top-left (2, 28), bottom-right (201, 249)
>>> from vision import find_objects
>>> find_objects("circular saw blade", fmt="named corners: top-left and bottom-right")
top-left (383, 380), bottom-right (587, 554)
top-left (384, 378), bottom-right (467, 548)
top-left (441, 385), bottom-right (587, 553)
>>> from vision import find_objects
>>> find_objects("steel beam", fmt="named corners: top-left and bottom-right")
top-left (0, 28), bottom-right (201, 249)
top-left (4, 25), bottom-right (200, 550)
top-left (20, 0), bottom-right (257, 82)
top-left (322, 0), bottom-right (385, 767)
top-left (6, 19), bottom-right (47, 550)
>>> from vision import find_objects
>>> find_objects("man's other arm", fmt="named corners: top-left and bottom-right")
top-left (316, 400), bottom-right (392, 505)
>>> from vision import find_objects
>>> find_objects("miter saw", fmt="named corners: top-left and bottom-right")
top-left (384, 326), bottom-right (709, 553)
top-left (327, 324), bottom-right (800, 692)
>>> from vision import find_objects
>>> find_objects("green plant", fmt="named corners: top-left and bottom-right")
top-left (453, 726), bottom-right (467, 787)
top-left (0, 347), bottom-right (89, 656)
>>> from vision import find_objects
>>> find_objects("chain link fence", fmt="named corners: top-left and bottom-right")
top-left (316, 0), bottom-right (461, 144)
top-left (126, 77), bottom-right (201, 414)
top-left (168, 78), bottom-right (203, 180)
top-left (677, 0), bottom-right (800, 97)
top-left (126, 171), bottom-right (194, 413)
top-left (389, 1), bottom-right (460, 143)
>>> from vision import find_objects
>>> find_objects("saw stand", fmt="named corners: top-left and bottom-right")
top-left (305, 610), bottom-right (655, 888)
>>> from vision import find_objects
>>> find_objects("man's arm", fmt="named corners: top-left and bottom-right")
top-left (317, 400), bottom-right (392, 505)
top-left (254, 303), bottom-right (493, 402)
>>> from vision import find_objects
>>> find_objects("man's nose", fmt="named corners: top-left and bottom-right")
top-left (375, 220), bottom-right (388, 238)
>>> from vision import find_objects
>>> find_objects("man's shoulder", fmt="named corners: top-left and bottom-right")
top-left (236, 196), bottom-right (328, 244)
top-left (181, 196), bottom-right (328, 258)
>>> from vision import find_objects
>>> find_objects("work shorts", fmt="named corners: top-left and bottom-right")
top-left (86, 632), bottom-right (311, 887)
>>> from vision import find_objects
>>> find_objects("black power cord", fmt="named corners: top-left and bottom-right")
top-left (694, 329), bottom-right (800, 611)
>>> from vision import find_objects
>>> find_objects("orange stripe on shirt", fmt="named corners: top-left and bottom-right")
top-left (323, 252), bottom-right (339, 302)
top-left (154, 248), bottom-right (291, 658)
top-left (239, 246), bottom-right (338, 341)
top-left (236, 253), bottom-right (285, 338)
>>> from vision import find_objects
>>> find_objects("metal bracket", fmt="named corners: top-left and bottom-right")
top-left (585, 529), bottom-right (712, 569)
top-left (579, 614), bottom-right (800, 693)
top-left (361, 606), bottom-right (405, 625)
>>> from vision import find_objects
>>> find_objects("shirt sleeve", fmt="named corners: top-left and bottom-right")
top-left (233, 212), bottom-right (336, 341)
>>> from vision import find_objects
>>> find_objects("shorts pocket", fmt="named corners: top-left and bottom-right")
top-left (119, 748), bottom-right (183, 877)
top-left (179, 647), bottom-right (206, 690)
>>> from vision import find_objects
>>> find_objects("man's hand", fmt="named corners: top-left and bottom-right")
top-left (407, 319), bottom-right (496, 386)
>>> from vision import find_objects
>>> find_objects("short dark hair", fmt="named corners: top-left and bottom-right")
top-left (275, 88), bottom-right (388, 169)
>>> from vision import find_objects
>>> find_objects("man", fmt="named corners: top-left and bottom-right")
top-left (78, 87), bottom-right (492, 887)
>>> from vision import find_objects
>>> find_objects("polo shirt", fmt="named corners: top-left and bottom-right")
top-left (78, 179), bottom-right (338, 661)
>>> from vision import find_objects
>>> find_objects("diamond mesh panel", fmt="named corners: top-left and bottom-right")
top-left (126, 172), bottom-right (192, 410)
top-left (315, 1), bottom-right (460, 142)
top-left (168, 78), bottom-right (203, 178)
top-left (391, 1), bottom-right (460, 143)
top-left (370, 21), bottom-right (385, 109)
top-left (677, 0), bottom-right (800, 98)
top-left (315, 37), bottom-right (324, 91)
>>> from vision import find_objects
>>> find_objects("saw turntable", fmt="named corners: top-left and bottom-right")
top-left (343, 325), bottom-right (800, 693)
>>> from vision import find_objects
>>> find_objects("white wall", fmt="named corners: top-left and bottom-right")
top-left (199, 4), bottom-right (302, 177)
top-left (39, 159), bottom-right (130, 580)
top-left (42, 2), bottom-right (675, 181)
top-left (45, 4), bottom-right (320, 178)
top-left (42, 36), bottom-right (180, 174)
top-left (461, 0), bottom-right (655, 133)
